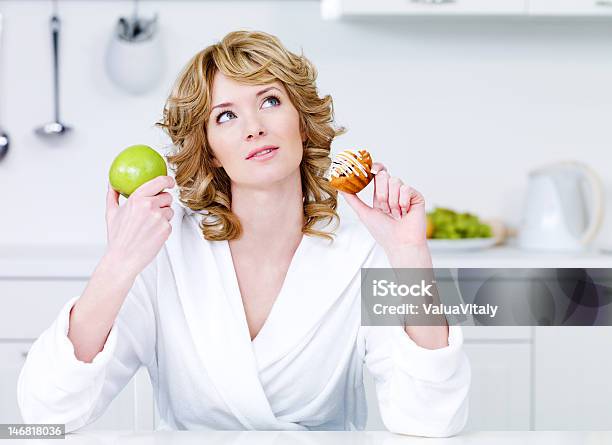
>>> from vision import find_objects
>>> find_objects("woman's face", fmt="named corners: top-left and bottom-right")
top-left (205, 71), bottom-right (305, 188)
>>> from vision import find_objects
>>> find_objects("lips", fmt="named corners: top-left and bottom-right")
top-left (246, 145), bottom-right (278, 160)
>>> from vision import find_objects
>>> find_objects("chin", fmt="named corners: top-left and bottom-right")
top-left (243, 164), bottom-right (301, 188)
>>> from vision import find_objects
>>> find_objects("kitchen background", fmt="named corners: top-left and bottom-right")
top-left (1, 0), bottom-right (612, 434)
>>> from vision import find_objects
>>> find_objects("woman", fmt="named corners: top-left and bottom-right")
top-left (17, 30), bottom-right (470, 436)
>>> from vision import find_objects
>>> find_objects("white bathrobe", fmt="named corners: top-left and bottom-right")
top-left (17, 197), bottom-right (471, 436)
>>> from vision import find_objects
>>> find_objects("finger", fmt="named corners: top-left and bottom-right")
top-left (340, 191), bottom-right (372, 221)
top-left (371, 162), bottom-right (387, 175)
top-left (151, 192), bottom-right (173, 208)
top-left (132, 175), bottom-right (175, 198)
top-left (399, 184), bottom-right (411, 216)
top-left (399, 186), bottom-right (426, 216)
top-left (158, 207), bottom-right (174, 221)
top-left (374, 170), bottom-right (390, 213)
top-left (388, 177), bottom-right (402, 219)
top-left (106, 182), bottom-right (119, 216)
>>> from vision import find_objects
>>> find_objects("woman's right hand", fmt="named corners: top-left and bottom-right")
top-left (104, 175), bottom-right (176, 277)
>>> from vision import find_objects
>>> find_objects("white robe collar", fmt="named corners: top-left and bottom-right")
top-left (164, 199), bottom-right (375, 429)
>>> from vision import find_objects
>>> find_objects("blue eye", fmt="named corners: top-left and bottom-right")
top-left (262, 95), bottom-right (281, 109)
top-left (216, 110), bottom-right (236, 124)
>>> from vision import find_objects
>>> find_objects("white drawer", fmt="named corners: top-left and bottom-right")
top-left (0, 279), bottom-right (87, 339)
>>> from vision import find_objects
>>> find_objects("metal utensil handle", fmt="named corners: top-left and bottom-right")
top-left (51, 15), bottom-right (61, 123)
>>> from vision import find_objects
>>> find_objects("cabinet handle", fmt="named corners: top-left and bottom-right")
top-left (410, 0), bottom-right (456, 4)
top-left (596, 0), bottom-right (612, 6)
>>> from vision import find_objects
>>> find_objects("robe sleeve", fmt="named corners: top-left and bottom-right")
top-left (16, 261), bottom-right (157, 433)
top-left (358, 242), bottom-right (471, 437)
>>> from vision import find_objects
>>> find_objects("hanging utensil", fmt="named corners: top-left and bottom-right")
top-left (35, 0), bottom-right (71, 138)
top-left (0, 13), bottom-right (10, 160)
top-left (105, 0), bottom-right (163, 95)
top-left (117, 0), bottom-right (157, 43)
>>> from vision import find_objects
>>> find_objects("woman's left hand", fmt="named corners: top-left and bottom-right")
top-left (340, 162), bottom-right (427, 252)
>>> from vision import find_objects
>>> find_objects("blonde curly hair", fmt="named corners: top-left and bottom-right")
top-left (156, 30), bottom-right (345, 242)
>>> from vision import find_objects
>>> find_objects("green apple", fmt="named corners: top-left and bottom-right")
top-left (109, 144), bottom-right (168, 198)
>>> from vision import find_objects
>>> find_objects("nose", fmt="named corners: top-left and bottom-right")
top-left (247, 130), bottom-right (265, 140)
top-left (245, 117), bottom-right (266, 141)
top-left (246, 128), bottom-right (265, 141)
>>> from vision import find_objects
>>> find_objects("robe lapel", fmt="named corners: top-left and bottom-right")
top-left (250, 217), bottom-right (376, 371)
top-left (164, 203), bottom-right (304, 430)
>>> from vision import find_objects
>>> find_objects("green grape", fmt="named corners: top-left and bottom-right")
top-left (426, 207), bottom-right (493, 239)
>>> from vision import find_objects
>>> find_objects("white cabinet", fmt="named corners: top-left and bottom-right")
top-left (463, 343), bottom-right (531, 431)
top-left (534, 327), bottom-right (612, 430)
top-left (322, 0), bottom-right (612, 18)
top-left (528, 0), bottom-right (612, 16)
top-left (0, 279), bottom-right (155, 431)
top-left (322, 0), bottom-right (527, 19)
top-left (0, 343), bottom-right (33, 423)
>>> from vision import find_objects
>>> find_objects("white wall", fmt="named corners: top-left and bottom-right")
top-left (1, 1), bottom-right (611, 247)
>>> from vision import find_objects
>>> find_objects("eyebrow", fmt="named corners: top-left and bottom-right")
top-left (210, 86), bottom-right (282, 112)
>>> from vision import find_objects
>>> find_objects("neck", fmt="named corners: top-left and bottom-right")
top-left (230, 170), bottom-right (304, 246)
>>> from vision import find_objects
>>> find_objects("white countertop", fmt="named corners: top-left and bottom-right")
top-left (5, 430), bottom-right (612, 445)
top-left (431, 244), bottom-right (612, 268)
top-left (1, 241), bottom-right (611, 278)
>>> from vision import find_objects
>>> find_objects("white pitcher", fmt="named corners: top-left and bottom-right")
top-left (517, 161), bottom-right (604, 252)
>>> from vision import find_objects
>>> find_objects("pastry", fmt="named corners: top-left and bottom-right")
top-left (326, 149), bottom-right (374, 194)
